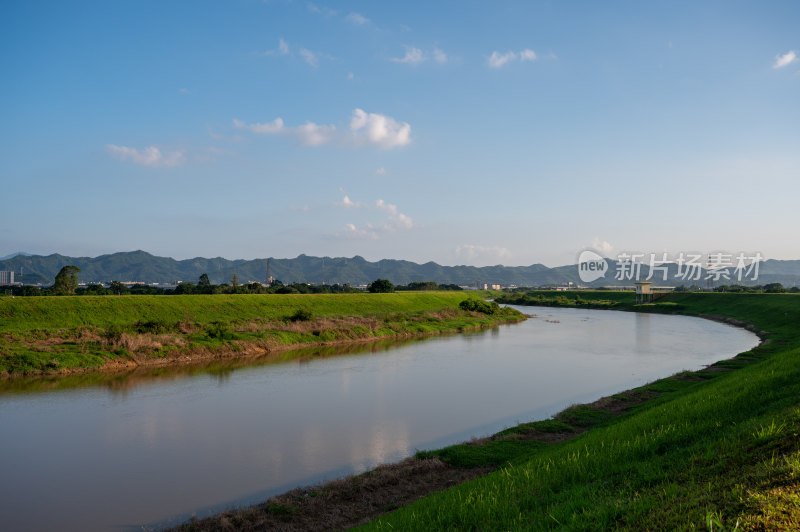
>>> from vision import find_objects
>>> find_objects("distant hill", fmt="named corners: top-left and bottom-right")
top-left (1, 250), bottom-right (798, 288)
top-left (0, 252), bottom-right (31, 261)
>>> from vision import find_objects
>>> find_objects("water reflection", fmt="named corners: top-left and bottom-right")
top-left (635, 312), bottom-right (652, 352)
top-left (0, 335), bottom-right (443, 398)
top-left (0, 307), bottom-right (759, 532)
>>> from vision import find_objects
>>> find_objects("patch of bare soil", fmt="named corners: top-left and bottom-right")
top-left (168, 458), bottom-right (492, 532)
top-left (699, 314), bottom-right (769, 341)
top-left (497, 428), bottom-right (581, 444)
top-left (699, 365), bottom-right (734, 373)
top-left (671, 373), bottom-right (708, 382)
top-left (589, 388), bottom-right (661, 414)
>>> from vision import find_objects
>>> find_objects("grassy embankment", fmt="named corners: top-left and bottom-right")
top-left (355, 291), bottom-right (800, 530)
top-left (0, 291), bottom-right (521, 376)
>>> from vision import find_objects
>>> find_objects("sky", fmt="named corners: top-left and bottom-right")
top-left (1, 0), bottom-right (798, 267)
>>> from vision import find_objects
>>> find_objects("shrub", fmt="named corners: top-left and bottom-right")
top-left (459, 298), bottom-right (499, 314)
top-left (103, 325), bottom-right (124, 344)
top-left (288, 309), bottom-right (313, 322)
top-left (134, 320), bottom-right (172, 334)
top-left (205, 321), bottom-right (234, 340)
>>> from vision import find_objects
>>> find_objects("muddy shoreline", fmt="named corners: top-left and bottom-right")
top-left (0, 317), bottom-right (524, 380)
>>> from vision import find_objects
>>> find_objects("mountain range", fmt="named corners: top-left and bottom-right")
top-left (1, 251), bottom-right (798, 288)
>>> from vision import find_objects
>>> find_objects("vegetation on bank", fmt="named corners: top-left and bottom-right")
top-left (4, 266), bottom-right (464, 297)
top-left (353, 292), bottom-right (800, 530)
top-left (498, 290), bottom-right (633, 309)
top-left (0, 292), bottom-right (520, 375)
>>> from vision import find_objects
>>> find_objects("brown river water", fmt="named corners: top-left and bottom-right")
top-left (0, 306), bottom-right (759, 531)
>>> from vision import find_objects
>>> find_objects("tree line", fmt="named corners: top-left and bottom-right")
top-left (3, 266), bottom-right (464, 296)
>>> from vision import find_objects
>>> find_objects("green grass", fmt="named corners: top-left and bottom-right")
top-left (417, 439), bottom-right (549, 469)
top-left (0, 292), bottom-right (482, 332)
top-left (0, 292), bottom-right (523, 375)
top-left (359, 292), bottom-right (800, 530)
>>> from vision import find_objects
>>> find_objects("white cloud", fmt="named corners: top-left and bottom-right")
top-left (454, 244), bottom-right (511, 264)
top-left (591, 238), bottom-right (614, 256)
top-left (341, 223), bottom-right (379, 240)
top-left (347, 72), bottom-right (355, 80)
top-left (350, 108), bottom-right (411, 148)
top-left (337, 195), bottom-right (360, 208)
top-left (375, 167), bottom-right (387, 175)
top-left (264, 38), bottom-right (290, 56)
top-left (773, 50), bottom-right (797, 69)
top-left (374, 199), bottom-right (397, 215)
top-left (232, 117), bottom-right (335, 146)
top-left (375, 199), bottom-right (413, 229)
top-left (294, 122), bottom-right (337, 146)
top-left (299, 48), bottom-right (319, 67)
top-left (307, 3), bottom-right (337, 17)
top-left (234, 109), bottom-right (410, 149)
top-left (393, 213), bottom-right (413, 229)
top-left (334, 195), bottom-right (413, 239)
top-left (392, 46), bottom-right (448, 65)
top-left (488, 49), bottom-right (538, 68)
top-left (392, 46), bottom-right (425, 65)
top-left (232, 117), bottom-right (284, 134)
top-left (105, 144), bottom-right (185, 168)
top-left (264, 38), bottom-right (329, 67)
top-left (346, 12), bottom-right (369, 25)
top-left (488, 51), bottom-right (517, 68)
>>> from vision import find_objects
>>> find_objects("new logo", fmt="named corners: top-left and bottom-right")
top-left (577, 249), bottom-right (609, 283)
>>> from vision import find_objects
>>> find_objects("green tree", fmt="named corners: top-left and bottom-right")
top-left (109, 281), bottom-right (127, 295)
top-left (173, 282), bottom-right (195, 294)
top-left (20, 285), bottom-right (41, 296)
top-left (231, 274), bottom-right (239, 292)
top-left (764, 283), bottom-right (785, 293)
top-left (52, 265), bottom-right (80, 295)
top-left (198, 273), bottom-right (211, 287)
top-left (368, 279), bottom-right (395, 293)
top-left (246, 282), bottom-right (264, 293)
top-left (84, 283), bottom-right (108, 295)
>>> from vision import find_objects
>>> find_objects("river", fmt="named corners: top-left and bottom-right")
top-left (0, 306), bottom-right (759, 531)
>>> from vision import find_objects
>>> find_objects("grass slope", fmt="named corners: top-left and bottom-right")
top-left (0, 292), bottom-right (520, 375)
top-left (361, 292), bottom-right (800, 530)
top-left (0, 292), bottom-right (481, 331)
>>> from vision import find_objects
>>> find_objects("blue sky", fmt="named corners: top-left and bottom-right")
top-left (1, 1), bottom-right (798, 266)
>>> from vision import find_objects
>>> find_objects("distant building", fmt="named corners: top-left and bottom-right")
top-left (0, 271), bottom-right (14, 285)
top-left (635, 281), bottom-right (653, 303)
top-left (635, 282), bottom-right (674, 303)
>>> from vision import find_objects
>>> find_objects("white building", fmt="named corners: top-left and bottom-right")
top-left (0, 271), bottom-right (14, 285)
